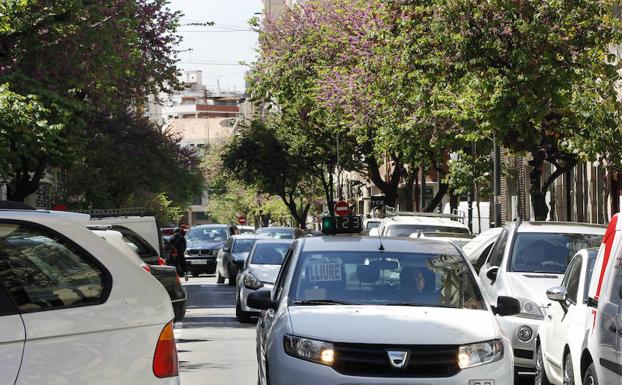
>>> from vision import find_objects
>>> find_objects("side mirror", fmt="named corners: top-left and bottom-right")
top-left (247, 290), bottom-right (277, 311)
top-left (494, 296), bottom-right (521, 317)
top-left (546, 286), bottom-right (568, 303)
top-left (486, 266), bottom-right (499, 282)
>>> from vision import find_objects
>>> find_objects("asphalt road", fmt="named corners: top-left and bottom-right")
top-left (176, 275), bottom-right (535, 385)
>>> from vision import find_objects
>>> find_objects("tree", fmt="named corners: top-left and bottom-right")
top-left (222, 121), bottom-right (321, 229)
top-left (434, 0), bottom-right (622, 219)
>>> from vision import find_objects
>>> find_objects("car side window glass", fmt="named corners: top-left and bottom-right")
top-left (273, 248), bottom-right (294, 302)
top-left (0, 284), bottom-right (17, 316)
top-left (474, 242), bottom-right (495, 273)
top-left (0, 222), bottom-right (108, 313)
top-left (487, 229), bottom-right (508, 268)
top-left (563, 257), bottom-right (581, 304)
top-left (610, 257), bottom-right (622, 305)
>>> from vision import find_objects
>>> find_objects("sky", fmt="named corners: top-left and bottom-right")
top-left (169, 0), bottom-right (262, 92)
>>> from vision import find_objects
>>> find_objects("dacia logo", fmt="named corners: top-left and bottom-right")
top-left (386, 350), bottom-right (409, 369)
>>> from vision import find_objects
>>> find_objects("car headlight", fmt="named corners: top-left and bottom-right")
top-left (458, 339), bottom-right (504, 369)
top-left (243, 273), bottom-right (264, 290)
top-left (516, 297), bottom-right (544, 320)
top-left (283, 335), bottom-right (335, 366)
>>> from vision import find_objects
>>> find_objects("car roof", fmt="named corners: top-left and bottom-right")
top-left (191, 224), bottom-right (228, 229)
top-left (381, 215), bottom-right (469, 229)
top-left (232, 234), bottom-right (271, 240)
top-left (300, 236), bottom-right (461, 255)
top-left (515, 221), bottom-right (605, 234)
top-left (254, 239), bottom-right (294, 245)
top-left (0, 209), bottom-right (91, 226)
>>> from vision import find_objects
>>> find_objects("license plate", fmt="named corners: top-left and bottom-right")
top-left (190, 260), bottom-right (207, 265)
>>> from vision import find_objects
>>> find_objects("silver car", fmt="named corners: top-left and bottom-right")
top-left (235, 239), bottom-right (293, 323)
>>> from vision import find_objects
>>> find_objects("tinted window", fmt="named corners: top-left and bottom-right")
top-left (256, 228), bottom-right (294, 239)
top-left (290, 250), bottom-right (485, 310)
top-left (562, 257), bottom-right (581, 304)
top-left (584, 255), bottom-right (597, 303)
top-left (273, 248), bottom-right (294, 302)
top-left (510, 233), bottom-right (602, 274)
top-left (366, 222), bottom-right (380, 230)
top-left (186, 227), bottom-right (228, 242)
top-left (385, 225), bottom-right (469, 237)
top-left (488, 229), bottom-right (509, 268)
top-left (611, 256), bottom-right (622, 304)
top-left (0, 223), bottom-right (107, 312)
top-left (233, 239), bottom-right (256, 253)
top-left (250, 243), bottom-right (291, 265)
top-left (473, 242), bottom-right (495, 273)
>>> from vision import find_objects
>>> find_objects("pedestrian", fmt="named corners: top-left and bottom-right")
top-left (169, 227), bottom-right (188, 281)
top-left (229, 224), bottom-right (240, 236)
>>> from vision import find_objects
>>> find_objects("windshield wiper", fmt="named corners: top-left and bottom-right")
top-left (292, 299), bottom-right (354, 306)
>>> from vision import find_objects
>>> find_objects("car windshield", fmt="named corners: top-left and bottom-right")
top-left (250, 243), bottom-right (290, 265)
top-left (366, 221), bottom-right (380, 230)
top-left (386, 224), bottom-right (469, 237)
top-left (256, 228), bottom-right (294, 239)
top-left (233, 239), bottom-right (257, 253)
top-left (290, 250), bottom-right (485, 310)
top-left (186, 227), bottom-right (228, 242)
top-left (511, 232), bottom-right (602, 274)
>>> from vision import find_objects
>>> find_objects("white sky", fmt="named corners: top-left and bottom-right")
top-left (169, 0), bottom-right (262, 92)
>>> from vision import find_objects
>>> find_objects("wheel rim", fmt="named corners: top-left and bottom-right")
top-left (584, 375), bottom-right (594, 385)
top-left (535, 347), bottom-right (544, 385)
top-left (563, 356), bottom-right (574, 385)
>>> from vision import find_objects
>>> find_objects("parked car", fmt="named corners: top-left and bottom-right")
top-left (92, 229), bottom-right (187, 322)
top-left (582, 214), bottom-right (622, 385)
top-left (89, 216), bottom-right (165, 260)
top-left (184, 224), bottom-right (231, 276)
top-left (409, 231), bottom-right (474, 247)
top-left (536, 248), bottom-right (598, 385)
top-left (0, 206), bottom-right (179, 384)
top-left (238, 225), bottom-right (256, 234)
top-left (462, 227), bottom-right (504, 271)
top-left (255, 226), bottom-right (305, 239)
top-left (477, 220), bottom-right (605, 375)
top-left (250, 236), bottom-right (521, 385)
top-left (371, 214), bottom-right (470, 238)
top-left (216, 234), bottom-right (270, 285)
top-left (235, 239), bottom-right (293, 322)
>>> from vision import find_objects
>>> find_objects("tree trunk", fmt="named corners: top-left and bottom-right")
top-left (529, 154), bottom-right (549, 221)
top-left (609, 170), bottom-right (620, 216)
top-left (449, 189), bottom-right (459, 214)
top-left (403, 169), bottom-right (417, 212)
top-left (7, 162), bottom-right (47, 203)
top-left (424, 183), bottom-right (449, 212)
top-left (414, 169), bottom-right (420, 211)
top-left (365, 154), bottom-right (403, 208)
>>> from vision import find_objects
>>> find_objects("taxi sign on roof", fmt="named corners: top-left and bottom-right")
top-left (322, 215), bottom-right (363, 235)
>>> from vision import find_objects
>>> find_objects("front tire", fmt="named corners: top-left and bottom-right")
top-left (583, 363), bottom-right (598, 385)
top-left (535, 345), bottom-right (552, 385)
top-left (236, 299), bottom-right (252, 323)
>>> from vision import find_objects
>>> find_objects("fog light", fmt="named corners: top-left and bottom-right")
top-left (517, 326), bottom-right (533, 342)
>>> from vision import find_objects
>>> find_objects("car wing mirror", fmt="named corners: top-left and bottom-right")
top-left (486, 266), bottom-right (499, 283)
top-left (247, 289), bottom-right (277, 311)
top-left (546, 286), bottom-right (568, 302)
top-left (493, 296), bottom-right (520, 317)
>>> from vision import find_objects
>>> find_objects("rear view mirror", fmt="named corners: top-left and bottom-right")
top-left (247, 290), bottom-right (277, 311)
top-left (486, 266), bottom-right (499, 282)
top-left (494, 296), bottom-right (520, 317)
top-left (546, 286), bottom-right (568, 303)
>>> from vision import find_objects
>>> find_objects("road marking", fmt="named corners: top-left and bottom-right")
top-left (174, 321), bottom-right (184, 340)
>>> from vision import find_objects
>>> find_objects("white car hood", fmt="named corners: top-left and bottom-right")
top-left (507, 272), bottom-right (563, 305)
top-left (249, 264), bottom-right (281, 284)
top-left (288, 306), bottom-right (497, 345)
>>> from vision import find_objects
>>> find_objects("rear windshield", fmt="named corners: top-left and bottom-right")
top-left (233, 239), bottom-right (257, 253)
top-left (510, 232), bottom-right (602, 274)
top-left (186, 227), bottom-right (227, 242)
top-left (290, 250), bottom-right (485, 310)
top-left (386, 224), bottom-right (469, 237)
top-left (256, 228), bottom-right (294, 239)
top-left (250, 243), bottom-right (291, 265)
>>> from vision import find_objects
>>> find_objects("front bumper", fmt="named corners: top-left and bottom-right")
top-left (185, 256), bottom-right (216, 273)
top-left (496, 315), bottom-right (542, 369)
top-left (239, 283), bottom-right (274, 313)
top-left (269, 349), bottom-right (514, 385)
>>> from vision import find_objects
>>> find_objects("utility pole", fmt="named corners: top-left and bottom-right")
top-left (493, 140), bottom-right (502, 227)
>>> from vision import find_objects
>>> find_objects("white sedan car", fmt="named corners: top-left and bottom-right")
top-left (536, 248), bottom-right (598, 385)
top-left (251, 236), bottom-right (521, 385)
top-left (0, 207), bottom-right (179, 385)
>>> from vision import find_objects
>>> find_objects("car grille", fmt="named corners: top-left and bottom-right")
top-left (332, 342), bottom-right (460, 378)
top-left (186, 249), bottom-right (215, 256)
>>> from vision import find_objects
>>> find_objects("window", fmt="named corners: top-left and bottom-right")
top-left (611, 256), bottom-right (622, 305)
top-left (186, 227), bottom-right (228, 242)
top-left (273, 247), bottom-right (295, 302)
top-left (0, 222), bottom-right (109, 312)
top-left (562, 257), bottom-right (582, 304)
top-left (233, 239), bottom-right (256, 253)
top-left (250, 243), bottom-right (290, 265)
top-left (473, 242), bottom-right (495, 274)
top-left (487, 229), bottom-right (509, 268)
top-left (112, 227), bottom-right (156, 259)
top-left (385, 224), bottom-right (469, 237)
top-left (289, 250), bottom-right (485, 310)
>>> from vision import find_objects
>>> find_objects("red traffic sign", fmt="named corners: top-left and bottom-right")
top-left (237, 215), bottom-right (247, 225)
top-left (334, 201), bottom-right (349, 217)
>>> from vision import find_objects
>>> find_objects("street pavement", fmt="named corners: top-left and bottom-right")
top-left (177, 275), bottom-right (534, 385)
top-left (177, 276), bottom-right (257, 385)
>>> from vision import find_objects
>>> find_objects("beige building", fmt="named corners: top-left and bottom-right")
top-left (263, 0), bottom-right (297, 19)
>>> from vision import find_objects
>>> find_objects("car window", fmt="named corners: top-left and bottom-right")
top-left (255, 228), bottom-right (294, 239)
top-left (273, 247), bottom-right (295, 302)
top-left (233, 239), bottom-right (256, 253)
top-left (186, 227), bottom-right (228, 242)
top-left (487, 229), bottom-right (509, 268)
top-left (289, 250), bottom-right (485, 310)
top-left (0, 222), bottom-right (109, 313)
top-left (562, 257), bottom-right (582, 304)
top-left (473, 242), bottom-right (495, 273)
top-left (610, 255), bottom-right (622, 305)
top-left (250, 243), bottom-right (290, 265)
top-left (510, 232), bottom-right (602, 274)
top-left (583, 255), bottom-right (597, 303)
top-left (385, 224), bottom-right (469, 237)
top-left (0, 283), bottom-right (17, 316)
top-left (117, 230), bottom-right (156, 258)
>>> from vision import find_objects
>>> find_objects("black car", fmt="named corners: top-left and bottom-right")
top-left (216, 234), bottom-right (270, 285)
top-left (184, 224), bottom-right (231, 276)
top-left (89, 225), bottom-right (187, 322)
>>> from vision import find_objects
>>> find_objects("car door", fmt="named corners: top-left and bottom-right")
top-left (0, 282), bottom-right (25, 385)
top-left (599, 251), bottom-right (622, 382)
top-left (479, 228), bottom-right (509, 303)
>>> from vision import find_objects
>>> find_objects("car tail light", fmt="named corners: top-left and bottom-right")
top-left (158, 257), bottom-right (166, 266)
top-left (142, 264), bottom-right (151, 273)
top-left (153, 321), bottom-right (178, 378)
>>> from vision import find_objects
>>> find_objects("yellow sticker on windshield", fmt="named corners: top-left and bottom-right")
top-left (309, 263), bottom-right (342, 282)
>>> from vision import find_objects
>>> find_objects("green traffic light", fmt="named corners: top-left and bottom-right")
top-left (322, 216), bottom-right (336, 234)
